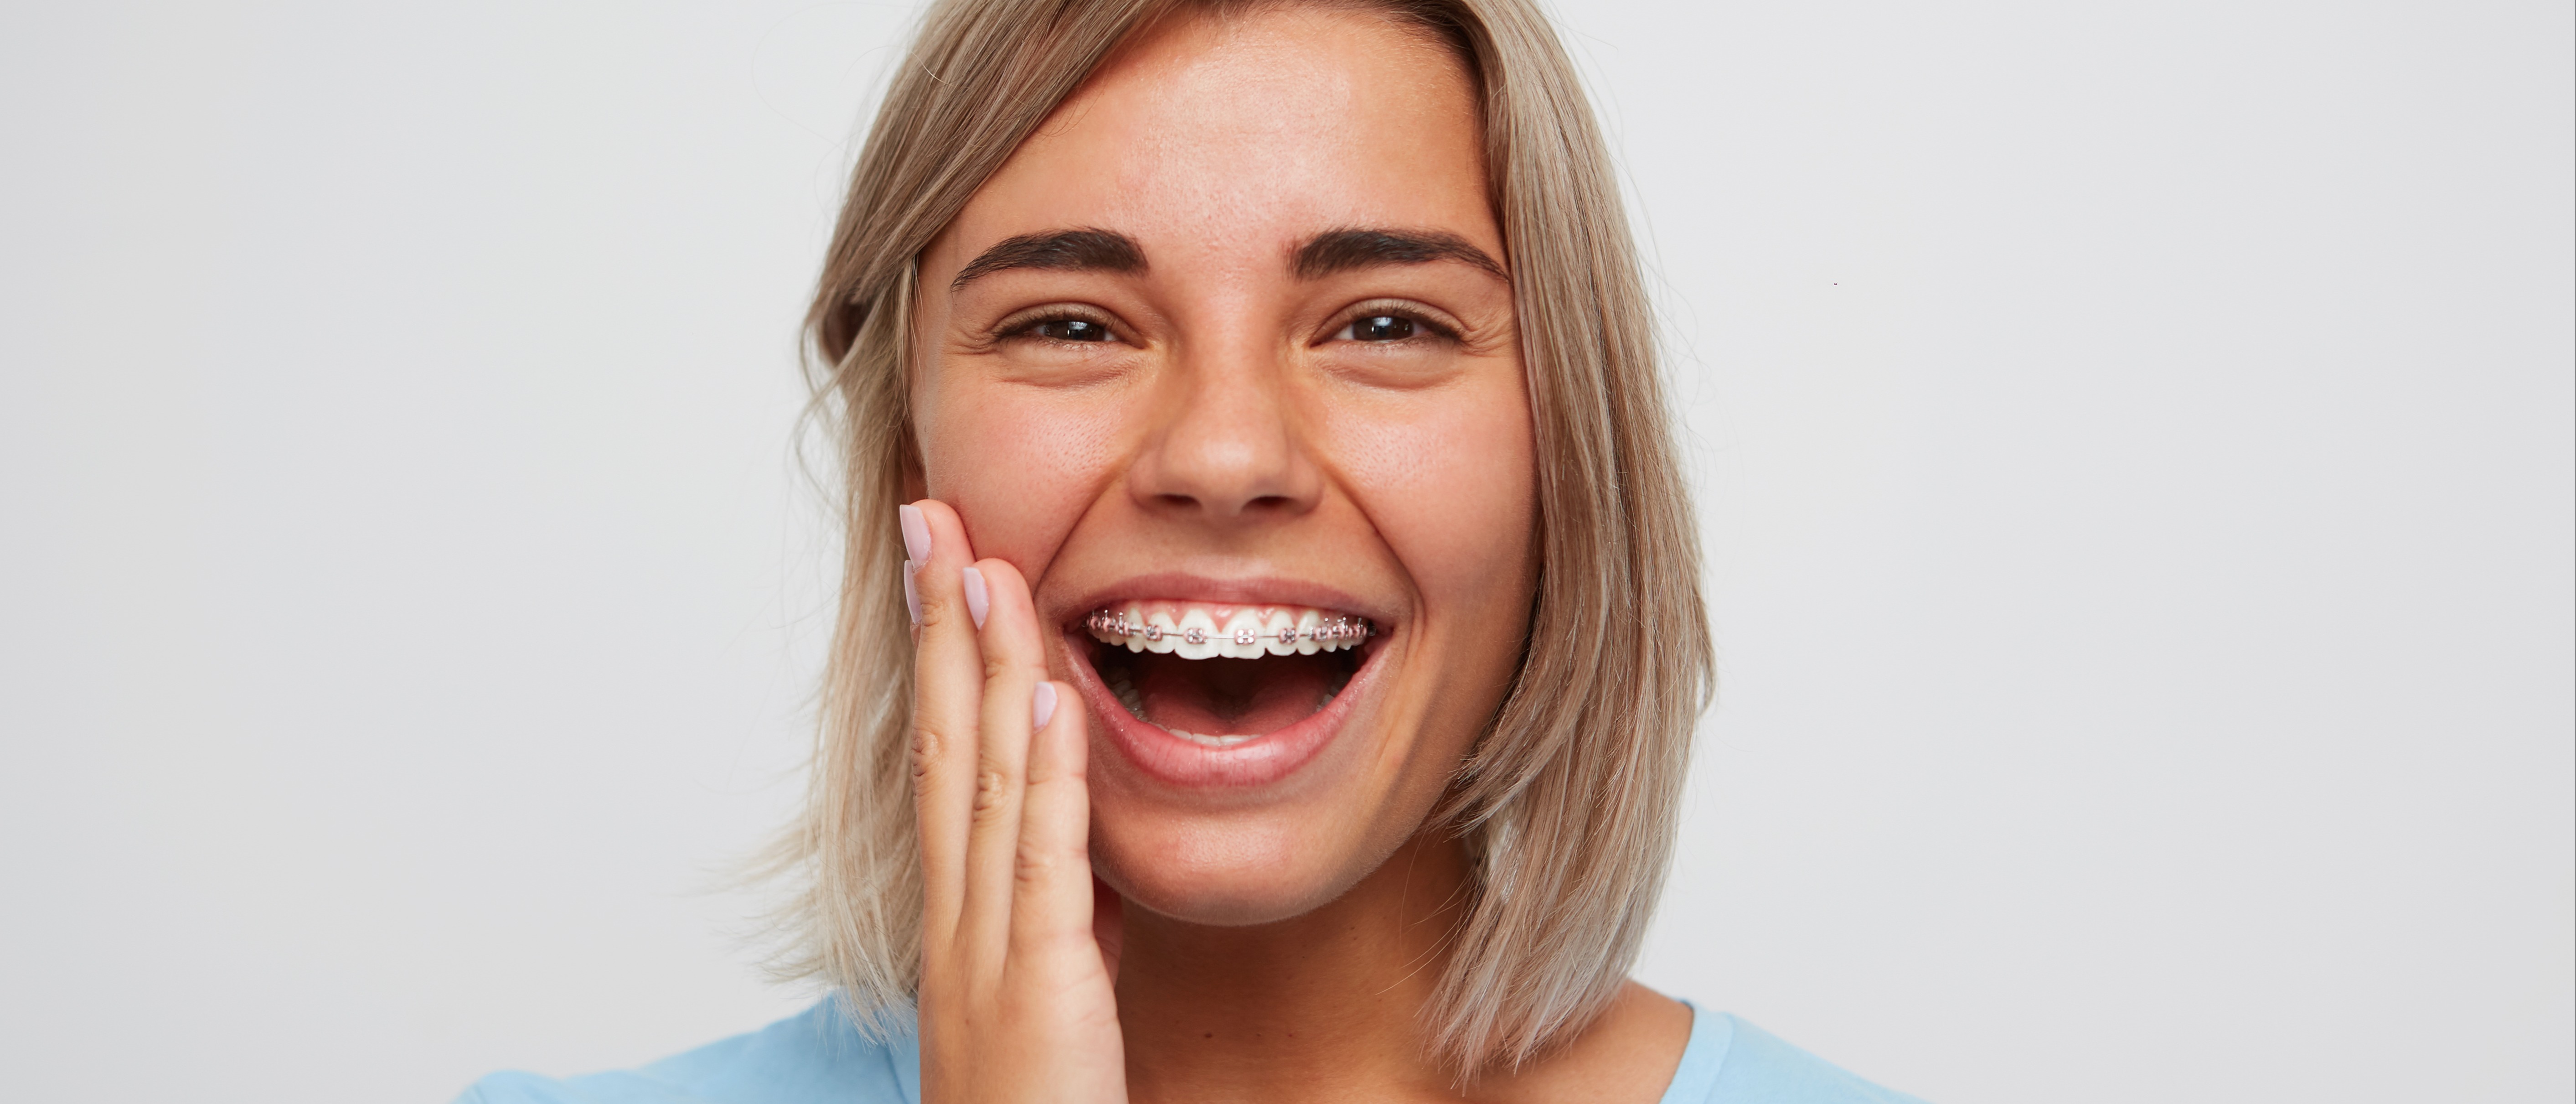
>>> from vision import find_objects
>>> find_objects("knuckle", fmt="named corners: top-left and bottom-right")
top-left (1028, 757), bottom-right (1086, 787)
top-left (1013, 840), bottom-right (1085, 886)
top-left (909, 722), bottom-right (950, 785)
top-left (970, 767), bottom-right (1013, 817)
top-left (913, 586), bottom-right (955, 630)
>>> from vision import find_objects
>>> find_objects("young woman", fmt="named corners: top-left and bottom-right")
top-left (464, 1), bottom-right (1922, 1100)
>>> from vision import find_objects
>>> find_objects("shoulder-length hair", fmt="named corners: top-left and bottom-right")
top-left (767, 0), bottom-right (1711, 1076)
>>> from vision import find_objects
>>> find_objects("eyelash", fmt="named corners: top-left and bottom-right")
top-left (995, 307), bottom-right (1124, 347)
top-left (1326, 302), bottom-right (1460, 346)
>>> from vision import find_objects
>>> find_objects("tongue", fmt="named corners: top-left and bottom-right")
top-left (1132, 652), bottom-right (1337, 736)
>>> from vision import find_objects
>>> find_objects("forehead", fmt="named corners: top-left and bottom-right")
top-left (935, 5), bottom-right (1492, 274)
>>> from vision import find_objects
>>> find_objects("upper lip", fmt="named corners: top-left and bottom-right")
top-left (1058, 572), bottom-right (1393, 629)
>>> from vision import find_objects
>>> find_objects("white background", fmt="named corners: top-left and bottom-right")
top-left (2, 2), bottom-right (2567, 1101)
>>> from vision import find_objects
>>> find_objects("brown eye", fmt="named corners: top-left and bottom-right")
top-left (1336, 315), bottom-right (1416, 342)
top-left (1032, 318), bottom-right (1111, 342)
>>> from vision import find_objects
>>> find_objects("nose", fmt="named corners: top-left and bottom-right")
top-left (1125, 340), bottom-right (1321, 523)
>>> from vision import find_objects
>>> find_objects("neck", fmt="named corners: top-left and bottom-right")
top-left (1115, 832), bottom-right (1472, 1104)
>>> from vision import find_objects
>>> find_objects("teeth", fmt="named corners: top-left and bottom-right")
top-left (1099, 667), bottom-right (1266, 746)
top-left (1165, 728), bottom-right (1259, 748)
top-left (1084, 601), bottom-right (1373, 659)
top-left (1142, 607), bottom-right (1177, 654)
top-left (1103, 667), bottom-right (1148, 720)
top-left (1219, 610), bottom-right (1265, 659)
top-left (1175, 608), bottom-right (1220, 660)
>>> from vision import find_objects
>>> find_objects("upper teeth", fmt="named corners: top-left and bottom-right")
top-left (1084, 602), bottom-right (1372, 659)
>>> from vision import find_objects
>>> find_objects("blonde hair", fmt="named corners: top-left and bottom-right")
top-left (767, 0), bottom-right (1711, 1075)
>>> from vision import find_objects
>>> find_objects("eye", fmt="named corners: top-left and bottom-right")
top-left (1336, 314), bottom-right (1417, 342)
top-left (1030, 317), bottom-right (1112, 342)
top-left (1322, 301), bottom-right (1463, 347)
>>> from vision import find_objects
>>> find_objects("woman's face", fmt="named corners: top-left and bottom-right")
top-left (911, 5), bottom-right (1534, 926)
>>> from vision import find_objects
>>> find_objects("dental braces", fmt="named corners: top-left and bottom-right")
top-left (1084, 609), bottom-right (1373, 648)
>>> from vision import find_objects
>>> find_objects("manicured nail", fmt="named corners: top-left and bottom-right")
top-left (902, 560), bottom-right (921, 627)
top-left (898, 504), bottom-right (931, 562)
top-left (961, 565), bottom-right (990, 629)
top-left (1032, 682), bottom-right (1058, 729)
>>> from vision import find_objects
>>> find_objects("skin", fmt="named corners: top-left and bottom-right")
top-left (898, 7), bottom-right (1690, 1102)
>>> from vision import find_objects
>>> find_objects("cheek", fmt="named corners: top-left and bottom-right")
top-left (918, 382), bottom-right (1126, 567)
top-left (1324, 378), bottom-right (1537, 622)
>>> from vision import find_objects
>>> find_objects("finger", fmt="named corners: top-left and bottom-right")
top-left (903, 499), bottom-right (982, 959)
top-left (1012, 679), bottom-right (1102, 978)
top-left (955, 556), bottom-right (1048, 971)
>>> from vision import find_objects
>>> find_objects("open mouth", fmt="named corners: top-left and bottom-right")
top-left (1079, 601), bottom-right (1373, 749)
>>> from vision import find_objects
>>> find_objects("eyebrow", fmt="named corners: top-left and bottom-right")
top-left (1293, 228), bottom-right (1507, 282)
top-left (951, 228), bottom-right (1146, 290)
top-left (948, 225), bottom-right (1507, 290)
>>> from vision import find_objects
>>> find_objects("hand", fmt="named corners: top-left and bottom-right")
top-left (903, 500), bottom-right (1127, 1104)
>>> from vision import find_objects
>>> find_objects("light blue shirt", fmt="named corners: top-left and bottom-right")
top-left (457, 1000), bottom-right (1925, 1104)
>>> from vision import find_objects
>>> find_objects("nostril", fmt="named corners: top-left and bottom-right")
top-left (1146, 492), bottom-right (1295, 516)
top-left (1151, 492), bottom-right (1299, 518)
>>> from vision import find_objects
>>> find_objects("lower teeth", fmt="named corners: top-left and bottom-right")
top-left (1100, 660), bottom-right (1350, 747)
top-left (1170, 730), bottom-right (1258, 747)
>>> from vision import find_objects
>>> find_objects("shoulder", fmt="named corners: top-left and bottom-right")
top-left (1662, 1006), bottom-right (1929, 1104)
top-left (451, 999), bottom-right (920, 1104)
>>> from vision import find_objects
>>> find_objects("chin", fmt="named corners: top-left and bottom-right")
top-left (1089, 807), bottom-right (1389, 927)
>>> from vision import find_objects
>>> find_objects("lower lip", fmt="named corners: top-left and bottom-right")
top-left (1063, 630), bottom-right (1385, 789)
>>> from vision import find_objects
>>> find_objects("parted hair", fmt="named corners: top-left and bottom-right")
top-left (766, 0), bottom-right (1712, 1075)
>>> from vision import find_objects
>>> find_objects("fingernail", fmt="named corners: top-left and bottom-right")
top-left (1032, 682), bottom-right (1058, 729)
top-left (961, 565), bottom-right (989, 629)
top-left (902, 560), bottom-right (921, 627)
top-left (898, 504), bottom-right (931, 562)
